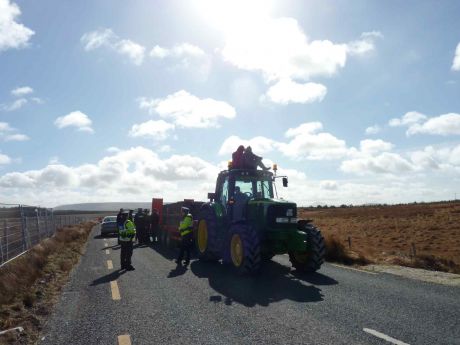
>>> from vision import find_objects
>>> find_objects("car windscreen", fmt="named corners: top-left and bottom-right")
top-left (103, 216), bottom-right (117, 222)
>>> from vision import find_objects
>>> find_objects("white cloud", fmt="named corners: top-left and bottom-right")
top-left (150, 43), bottom-right (206, 59)
top-left (359, 139), bottom-right (394, 153)
top-left (319, 180), bottom-right (338, 190)
top-left (0, 147), bottom-right (220, 205)
top-left (279, 122), bottom-right (349, 160)
top-left (138, 90), bottom-right (236, 128)
top-left (346, 31), bottom-right (382, 56)
top-left (365, 125), bottom-right (380, 135)
top-left (406, 113), bottom-right (460, 136)
top-left (452, 42), bottom-right (460, 71)
top-left (54, 111), bottom-right (94, 133)
top-left (264, 79), bottom-right (327, 104)
top-left (11, 86), bottom-right (33, 97)
top-left (4, 133), bottom-right (29, 141)
top-left (221, 15), bottom-right (379, 83)
top-left (106, 146), bottom-right (120, 153)
top-left (0, 0), bottom-right (34, 52)
top-left (0, 153), bottom-right (11, 165)
top-left (0, 122), bottom-right (13, 132)
top-left (340, 152), bottom-right (414, 175)
top-left (1, 98), bottom-right (27, 111)
top-left (218, 135), bottom-right (277, 156)
top-left (389, 111), bottom-right (427, 127)
top-left (81, 28), bottom-right (145, 65)
top-left (128, 120), bottom-right (175, 141)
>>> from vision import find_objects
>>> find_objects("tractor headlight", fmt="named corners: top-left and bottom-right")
top-left (276, 217), bottom-right (289, 223)
top-left (290, 218), bottom-right (298, 223)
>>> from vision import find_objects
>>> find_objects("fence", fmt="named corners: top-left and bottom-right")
top-left (0, 203), bottom-right (102, 266)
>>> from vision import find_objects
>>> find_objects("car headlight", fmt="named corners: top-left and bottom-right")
top-left (290, 218), bottom-right (298, 223)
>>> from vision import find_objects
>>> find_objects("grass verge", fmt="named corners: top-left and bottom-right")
top-left (0, 221), bottom-right (96, 345)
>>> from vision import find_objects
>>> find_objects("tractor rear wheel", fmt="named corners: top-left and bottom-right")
top-left (228, 223), bottom-right (261, 275)
top-left (196, 206), bottom-right (220, 261)
top-left (289, 224), bottom-right (325, 272)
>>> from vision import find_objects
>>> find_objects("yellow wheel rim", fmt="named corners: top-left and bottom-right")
top-left (230, 234), bottom-right (244, 267)
top-left (293, 251), bottom-right (309, 264)
top-left (197, 220), bottom-right (208, 253)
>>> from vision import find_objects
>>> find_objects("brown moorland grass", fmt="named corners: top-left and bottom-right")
top-left (0, 221), bottom-right (96, 345)
top-left (299, 202), bottom-right (460, 273)
top-left (299, 201), bottom-right (460, 273)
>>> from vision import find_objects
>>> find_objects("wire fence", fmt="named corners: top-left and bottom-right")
top-left (0, 203), bottom-right (103, 267)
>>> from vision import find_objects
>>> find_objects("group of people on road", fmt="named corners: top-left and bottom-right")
top-left (115, 208), bottom-right (160, 271)
top-left (232, 145), bottom-right (270, 170)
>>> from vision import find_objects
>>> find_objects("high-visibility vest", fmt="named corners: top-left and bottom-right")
top-left (119, 219), bottom-right (136, 241)
top-left (179, 214), bottom-right (193, 237)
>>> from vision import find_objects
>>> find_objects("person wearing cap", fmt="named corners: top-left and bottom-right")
top-left (176, 207), bottom-right (194, 266)
top-left (134, 207), bottom-right (147, 244)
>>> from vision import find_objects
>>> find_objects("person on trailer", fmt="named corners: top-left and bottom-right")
top-left (119, 211), bottom-right (136, 271)
top-left (176, 207), bottom-right (194, 267)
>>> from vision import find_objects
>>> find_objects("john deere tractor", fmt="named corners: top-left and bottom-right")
top-left (196, 166), bottom-right (325, 274)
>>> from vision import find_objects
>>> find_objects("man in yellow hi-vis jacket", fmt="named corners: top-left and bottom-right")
top-left (119, 211), bottom-right (136, 271)
top-left (176, 207), bottom-right (193, 266)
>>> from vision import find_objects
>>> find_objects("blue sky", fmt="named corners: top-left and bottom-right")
top-left (1, 0), bottom-right (460, 207)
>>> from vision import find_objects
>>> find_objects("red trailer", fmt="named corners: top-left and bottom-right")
top-left (152, 198), bottom-right (204, 248)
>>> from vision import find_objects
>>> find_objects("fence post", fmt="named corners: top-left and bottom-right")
top-left (36, 209), bottom-right (41, 242)
top-left (20, 205), bottom-right (27, 251)
top-left (2, 219), bottom-right (8, 262)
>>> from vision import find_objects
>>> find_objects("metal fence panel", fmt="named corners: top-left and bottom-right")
top-left (0, 203), bottom-right (102, 266)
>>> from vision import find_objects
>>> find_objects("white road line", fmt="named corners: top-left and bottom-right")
top-left (105, 249), bottom-right (110, 255)
top-left (363, 328), bottom-right (410, 345)
top-left (104, 243), bottom-right (108, 247)
top-left (330, 263), bottom-right (377, 275)
top-left (107, 260), bottom-right (113, 270)
top-left (118, 334), bottom-right (131, 345)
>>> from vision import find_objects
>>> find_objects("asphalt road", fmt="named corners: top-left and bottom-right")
top-left (41, 226), bottom-right (460, 345)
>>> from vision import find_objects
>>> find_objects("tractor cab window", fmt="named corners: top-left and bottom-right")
top-left (234, 177), bottom-right (274, 200)
top-left (220, 178), bottom-right (229, 205)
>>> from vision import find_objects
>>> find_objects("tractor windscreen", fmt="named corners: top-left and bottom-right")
top-left (234, 176), bottom-right (274, 199)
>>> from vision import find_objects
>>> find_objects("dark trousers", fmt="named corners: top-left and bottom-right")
top-left (177, 233), bottom-right (193, 263)
top-left (120, 241), bottom-right (133, 268)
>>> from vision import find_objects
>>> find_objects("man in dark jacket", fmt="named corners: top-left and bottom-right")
top-left (150, 208), bottom-right (160, 243)
top-left (243, 146), bottom-right (270, 170)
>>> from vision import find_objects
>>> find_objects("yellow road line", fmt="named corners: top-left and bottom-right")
top-left (330, 263), bottom-right (378, 275)
top-left (110, 281), bottom-right (121, 300)
top-left (107, 260), bottom-right (113, 270)
top-left (105, 249), bottom-right (110, 255)
top-left (118, 335), bottom-right (131, 345)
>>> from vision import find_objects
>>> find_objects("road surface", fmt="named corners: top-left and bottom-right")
top-left (41, 226), bottom-right (460, 345)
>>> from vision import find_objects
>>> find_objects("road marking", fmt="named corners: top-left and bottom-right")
top-left (110, 281), bottom-right (121, 300)
top-left (118, 335), bottom-right (131, 345)
top-left (330, 263), bottom-right (377, 275)
top-left (363, 328), bottom-right (410, 345)
top-left (107, 260), bottom-right (113, 270)
top-left (105, 249), bottom-right (110, 255)
top-left (104, 243), bottom-right (108, 247)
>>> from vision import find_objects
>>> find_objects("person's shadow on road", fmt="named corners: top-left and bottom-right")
top-left (190, 259), bottom-right (335, 307)
top-left (90, 270), bottom-right (127, 286)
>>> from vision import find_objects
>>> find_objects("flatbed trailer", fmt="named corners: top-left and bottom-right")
top-left (152, 198), bottom-right (204, 248)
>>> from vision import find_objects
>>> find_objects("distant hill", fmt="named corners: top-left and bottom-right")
top-left (54, 202), bottom-right (152, 211)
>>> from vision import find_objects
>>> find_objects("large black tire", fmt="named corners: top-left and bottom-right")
top-left (228, 223), bottom-right (261, 275)
top-left (196, 205), bottom-right (220, 261)
top-left (261, 252), bottom-right (275, 261)
top-left (289, 223), bottom-right (325, 272)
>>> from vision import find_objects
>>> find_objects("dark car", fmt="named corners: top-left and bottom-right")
top-left (100, 216), bottom-right (118, 236)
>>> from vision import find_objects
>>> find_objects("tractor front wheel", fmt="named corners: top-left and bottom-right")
top-left (289, 224), bottom-right (325, 272)
top-left (228, 223), bottom-right (261, 275)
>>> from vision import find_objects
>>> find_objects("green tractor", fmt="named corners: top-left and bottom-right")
top-left (196, 166), bottom-right (325, 274)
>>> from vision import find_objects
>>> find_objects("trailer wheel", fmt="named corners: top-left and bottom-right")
top-left (289, 224), bottom-right (325, 272)
top-left (196, 205), bottom-right (220, 261)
